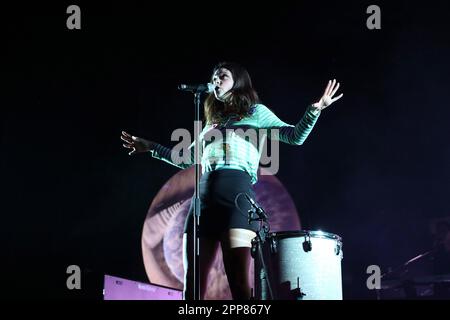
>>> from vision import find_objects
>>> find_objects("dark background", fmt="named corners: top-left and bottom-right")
top-left (2, 1), bottom-right (449, 299)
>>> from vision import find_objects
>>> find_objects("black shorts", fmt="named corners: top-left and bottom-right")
top-left (184, 169), bottom-right (260, 239)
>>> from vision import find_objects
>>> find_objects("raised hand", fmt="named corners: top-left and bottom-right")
top-left (311, 79), bottom-right (343, 112)
top-left (121, 131), bottom-right (154, 156)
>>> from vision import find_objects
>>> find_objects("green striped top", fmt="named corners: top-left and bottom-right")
top-left (149, 104), bottom-right (321, 184)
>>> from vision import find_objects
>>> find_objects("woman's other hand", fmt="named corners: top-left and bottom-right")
top-left (311, 79), bottom-right (343, 112)
top-left (121, 131), bottom-right (154, 156)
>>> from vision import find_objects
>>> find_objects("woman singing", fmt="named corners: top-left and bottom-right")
top-left (121, 62), bottom-right (343, 299)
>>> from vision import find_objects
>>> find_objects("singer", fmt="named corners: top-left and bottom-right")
top-left (121, 62), bottom-right (343, 300)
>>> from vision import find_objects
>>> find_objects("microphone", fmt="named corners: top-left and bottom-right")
top-left (178, 83), bottom-right (216, 93)
top-left (244, 193), bottom-right (268, 220)
top-left (244, 193), bottom-right (258, 208)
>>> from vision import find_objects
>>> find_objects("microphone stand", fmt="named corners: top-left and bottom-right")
top-left (192, 91), bottom-right (202, 300)
top-left (178, 83), bottom-right (214, 300)
top-left (246, 196), bottom-right (275, 300)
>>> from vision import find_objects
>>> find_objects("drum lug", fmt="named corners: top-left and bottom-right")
top-left (270, 236), bottom-right (277, 254)
top-left (251, 238), bottom-right (258, 259)
top-left (335, 244), bottom-right (341, 256)
top-left (302, 233), bottom-right (312, 252)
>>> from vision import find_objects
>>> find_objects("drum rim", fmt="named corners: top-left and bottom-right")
top-left (269, 230), bottom-right (342, 241)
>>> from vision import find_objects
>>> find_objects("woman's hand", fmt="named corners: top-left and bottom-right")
top-left (311, 79), bottom-right (343, 112)
top-left (121, 131), bottom-right (154, 156)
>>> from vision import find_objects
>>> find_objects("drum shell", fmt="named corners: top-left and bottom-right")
top-left (253, 230), bottom-right (343, 300)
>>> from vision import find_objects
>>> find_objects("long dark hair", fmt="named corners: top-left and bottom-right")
top-left (204, 62), bottom-right (260, 124)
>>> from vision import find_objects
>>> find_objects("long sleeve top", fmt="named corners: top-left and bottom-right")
top-left (149, 104), bottom-right (321, 184)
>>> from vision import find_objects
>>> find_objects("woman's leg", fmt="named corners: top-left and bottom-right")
top-left (220, 228), bottom-right (256, 300)
top-left (183, 232), bottom-right (220, 300)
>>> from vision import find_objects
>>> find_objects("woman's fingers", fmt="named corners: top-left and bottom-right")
top-left (327, 79), bottom-right (336, 96)
top-left (121, 131), bottom-right (138, 155)
top-left (331, 81), bottom-right (340, 97)
top-left (122, 131), bottom-right (138, 142)
top-left (324, 80), bottom-right (332, 96)
top-left (121, 135), bottom-right (132, 143)
top-left (317, 79), bottom-right (342, 109)
top-left (331, 93), bottom-right (344, 102)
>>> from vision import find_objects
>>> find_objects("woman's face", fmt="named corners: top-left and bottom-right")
top-left (212, 68), bottom-right (234, 101)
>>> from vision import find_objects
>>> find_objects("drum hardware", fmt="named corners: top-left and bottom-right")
top-left (270, 236), bottom-right (278, 254)
top-left (335, 243), bottom-right (342, 256)
top-left (302, 233), bottom-right (312, 252)
top-left (240, 192), bottom-right (276, 299)
top-left (250, 226), bottom-right (271, 258)
top-left (254, 239), bottom-right (276, 299)
top-left (292, 277), bottom-right (307, 299)
top-left (250, 238), bottom-right (258, 259)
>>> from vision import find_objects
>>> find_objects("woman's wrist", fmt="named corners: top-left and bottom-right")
top-left (308, 103), bottom-right (322, 115)
top-left (147, 141), bottom-right (157, 152)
